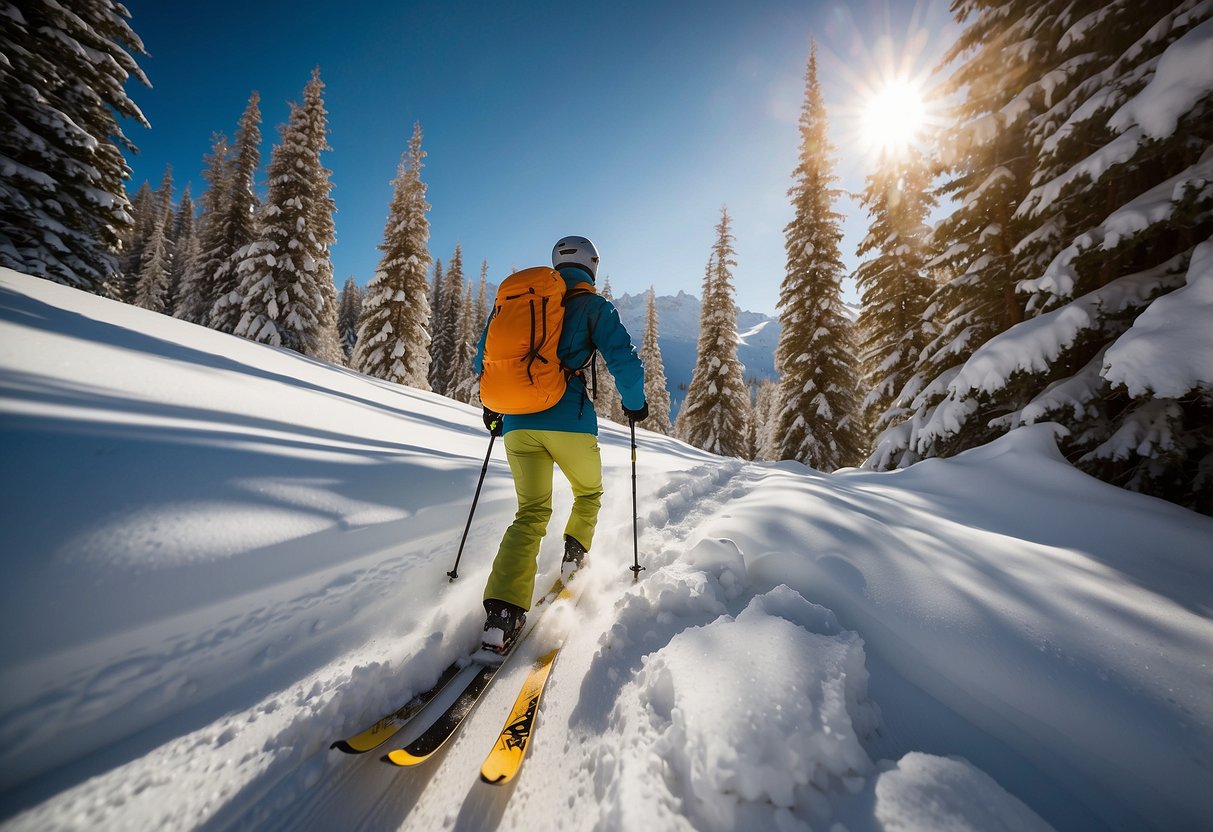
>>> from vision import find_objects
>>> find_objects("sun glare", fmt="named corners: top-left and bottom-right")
top-left (861, 77), bottom-right (927, 156)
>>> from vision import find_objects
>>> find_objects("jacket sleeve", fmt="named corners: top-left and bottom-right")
top-left (472, 310), bottom-right (493, 376)
top-left (592, 297), bottom-right (646, 411)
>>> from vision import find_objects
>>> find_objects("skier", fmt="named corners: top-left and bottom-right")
top-left (475, 235), bottom-right (647, 652)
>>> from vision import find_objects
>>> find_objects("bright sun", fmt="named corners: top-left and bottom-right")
top-left (861, 77), bottom-right (928, 156)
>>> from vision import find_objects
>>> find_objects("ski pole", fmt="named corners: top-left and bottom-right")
top-left (629, 418), bottom-right (645, 582)
top-left (448, 429), bottom-right (497, 582)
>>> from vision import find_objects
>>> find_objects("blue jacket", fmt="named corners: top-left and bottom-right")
top-left (474, 265), bottom-right (645, 435)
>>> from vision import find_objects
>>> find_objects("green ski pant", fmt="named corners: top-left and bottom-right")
top-left (483, 429), bottom-right (603, 610)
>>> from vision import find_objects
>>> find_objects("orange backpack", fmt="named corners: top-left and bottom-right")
top-left (479, 267), bottom-right (595, 414)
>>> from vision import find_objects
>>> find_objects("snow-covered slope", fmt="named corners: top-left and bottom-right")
top-left (1, 268), bottom-right (1209, 831)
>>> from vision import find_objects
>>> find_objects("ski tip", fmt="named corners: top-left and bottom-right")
top-left (331, 740), bottom-right (358, 754)
top-left (385, 748), bottom-right (430, 767)
top-left (480, 770), bottom-right (510, 785)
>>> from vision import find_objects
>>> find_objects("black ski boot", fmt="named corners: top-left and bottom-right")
top-left (482, 598), bottom-right (526, 654)
top-left (562, 534), bottom-right (588, 581)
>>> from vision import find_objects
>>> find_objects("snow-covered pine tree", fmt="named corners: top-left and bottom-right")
top-left (126, 166), bottom-right (174, 310)
top-left (153, 165), bottom-right (175, 227)
top-left (427, 258), bottom-right (447, 392)
top-left (751, 377), bottom-right (782, 460)
top-left (888, 0), bottom-right (1213, 512)
top-left (449, 283), bottom-right (478, 404)
top-left (144, 166), bottom-right (174, 290)
top-left (114, 165), bottom-right (173, 303)
top-left (676, 208), bottom-right (752, 457)
top-left (207, 91), bottom-right (262, 334)
top-left (447, 258), bottom-right (490, 404)
top-left (854, 145), bottom-right (937, 445)
top-left (314, 279), bottom-right (344, 365)
top-left (233, 71), bottom-right (339, 359)
top-left (770, 44), bottom-right (862, 470)
top-left (174, 133), bottom-right (228, 324)
top-left (132, 213), bottom-right (170, 312)
top-left (166, 185), bottom-right (198, 316)
top-left (475, 259), bottom-right (489, 332)
top-left (0, 0), bottom-right (149, 293)
top-left (337, 276), bottom-right (362, 364)
top-left (429, 245), bottom-right (466, 397)
top-left (595, 276), bottom-right (627, 424)
top-left (429, 258), bottom-right (444, 318)
top-left (352, 123), bottom-right (433, 388)
top-left (298, 79), bottom-right (341, 366)
top-left (866, 1), bottom-right (1062, 470)
top-left (641, 286), bottom-right (674, 434)
top-left (113, 179), bottom-right (155, 302)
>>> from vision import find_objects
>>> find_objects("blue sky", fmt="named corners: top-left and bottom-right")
top-left (123, 0), bottom-right (956, 315)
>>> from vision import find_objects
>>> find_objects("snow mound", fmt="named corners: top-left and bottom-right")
top-left (635, 588), bottom-right (877, 829)
top-left (870, 753), bottom-right (1054, 832)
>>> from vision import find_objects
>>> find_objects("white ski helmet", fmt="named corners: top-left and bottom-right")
top-left (552, 235), bottom-right (600, 278)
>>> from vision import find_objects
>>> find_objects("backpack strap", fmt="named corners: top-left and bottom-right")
top-left (522, 291), bottom-right (551, 384)
top-left (560, 283), bottom-right (598, 406)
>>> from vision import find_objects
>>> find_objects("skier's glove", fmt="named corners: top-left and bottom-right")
top-left (623, 400), bottom-right (649, 423)
top-left (483, 407), bottom-right (504, 436)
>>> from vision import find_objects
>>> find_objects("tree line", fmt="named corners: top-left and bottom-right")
top-left (1, 0), bottom-right (1208, 513)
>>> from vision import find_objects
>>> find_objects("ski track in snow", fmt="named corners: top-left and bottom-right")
top-left (237, 459), bottom-right (751, 832)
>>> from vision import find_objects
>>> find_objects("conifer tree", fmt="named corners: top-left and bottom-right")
top-left (677, 208), bottom-right (752, 457)
top-left (114, 165), bottom-right (173, 302)
top-left (475, 260), bottom-right (489, 331)
top-left (114, 180), bottom-right (155, 301)
top-left (337, 276), bottom-right (362, 364)
top-left (449, 283), bottom-right (478, 403)
top-left (595, 276), bottom-right (627, 423)
top-left (854, 146), bottom-right (936, 444)
top-left (153, 165), bottom-right (175, 223)
top-left (1003, 0), bottom-right (1213, 512)
top-left (352, 123), bottom-right (433, 388)
top-left (771, 45), bottom-right (862, 470)
top-left (870, 1), bottom-right (1213, 513)
top-left (175, 134), bottom-right (229, 324)
top-left (1019, 1), bottom-right (1213, 511)
top-left (127, 166), bottom-right (174, 309)
top-left (166, 185), bottom-right (197, 316)
top-left (430, 245), bottom-right (466, 396)
top-left (132, 213), bottom-right (170, 312)
top-left (208, 91), bottom-right (262, 333)
top-left (0, 0), bottom-right (149, 293)
top-left (429, 258), bottom-right (444, 316)
top-left (751, 377), bottom-right (782, 460)
top-left (296, 80), bottom-right (341, 365)
top-left (427, 258), bottom-right (447, 391)
top-left (448, 259), bottom-right (490, 404)
top-left (866, 2), bottom-right (1064, 469)
top-left (234, 71), bottom-right (338, 359)
top-left (315, 279), bottom-right (344, 365)
top-left (641, 286), bottom-right (674, 435)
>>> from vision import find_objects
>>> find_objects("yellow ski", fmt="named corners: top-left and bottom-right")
top-left (479, 647), bottom-right (560, 784)
top-left (379, 575), bottom-right (573, 768)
